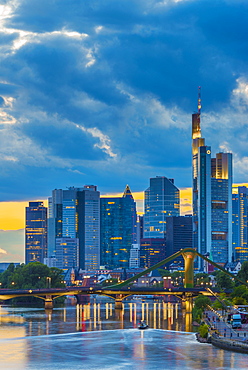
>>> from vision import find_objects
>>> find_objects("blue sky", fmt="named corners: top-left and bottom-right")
top-left (1, 0), bottom-right (248, 261)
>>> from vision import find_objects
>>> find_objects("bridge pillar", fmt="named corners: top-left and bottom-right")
top-left (182, 250), bottom-right (197, 288)
top-left (114, 294), bottom-right (123, 309)
top-left (181, 300), bottom-right (186, 310)
top-left (45, 295), bottom-right (53, 309)
top-left (185, 295), bottom-right (193, 313)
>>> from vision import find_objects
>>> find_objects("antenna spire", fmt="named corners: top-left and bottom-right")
top-left (198, 86), bottom-right (201, 114)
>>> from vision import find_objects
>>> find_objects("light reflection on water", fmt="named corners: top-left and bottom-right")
top-left (0, 299), bottom-right (247, 369)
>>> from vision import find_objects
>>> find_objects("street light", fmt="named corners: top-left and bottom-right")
top-left (46, 277), bottom-right (51, 289)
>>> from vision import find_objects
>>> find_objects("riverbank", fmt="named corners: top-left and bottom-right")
top-left (211, 333), bottom-right (248, 354)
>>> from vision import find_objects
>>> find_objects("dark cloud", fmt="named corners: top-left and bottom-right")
top-left (0, 0), bottom-right (247, 202)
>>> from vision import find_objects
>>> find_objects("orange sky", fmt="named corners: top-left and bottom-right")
top-left (0, 183), bottom-right (245, 231)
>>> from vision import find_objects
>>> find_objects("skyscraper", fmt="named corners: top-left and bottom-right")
top-left (55, 238), bottom-right (79, 270)
top-left (25, 201), bottom-right (47, 264)
top-left (48, 185), bottom-right (100, 270)
top-left (192, 89), bottom-right (232, 267)
top-left (140, 238), bottom-right (166, 268)
top-left (143, 176), bottom-right (180, 238)
top-left (100, 185), bottom-right (137, 269)
top-left (232, 186), bottom-right (248, 263)
top-left (166, 215), bottom-right (193, 264)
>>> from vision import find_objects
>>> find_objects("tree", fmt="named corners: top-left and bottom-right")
top-left (0, 262), bottom-right (66, 305)
top-left (237, 261), bottom-right (248, 284)
top-left (194, 295), bottom-right (211, 310)
top-left (232, 297), bottom-right (247, 305)
top-left (198, 323), bottom-right (209, 339)
top-left (231, 285), bottom-right (247, 299)
top-left (215, 271), bottom-right (234, 290)
top-left (0, 263), bottom-right (16, 288)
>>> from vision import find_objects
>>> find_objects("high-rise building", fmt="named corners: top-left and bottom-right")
top-left (143, 176), bottom-right (180, 238)
top-left (192, 89), bottom-right (232, 267)
top-left (55, 238), bottom-right (79, 270)
top-left (166, 215), bottom-right (193, 267)
top-left (233, 186), bottom-right (248, 263)
top-left (129, 244), bottom-right (140, 268)
top-left (25, 201), bottom-right (47, 264)
top-left (100, 185), bottom-right (137, 269)
top-left (48, 185), bottom-right (100, 270)
top-left (140, 238), bottom-right (166, 268)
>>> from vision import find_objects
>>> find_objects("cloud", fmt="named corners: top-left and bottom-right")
top-left (0, 0), bottom-right (246, 206)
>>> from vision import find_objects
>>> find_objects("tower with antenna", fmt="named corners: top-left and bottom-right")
top-left (198, 86), bottom-right (201, 114)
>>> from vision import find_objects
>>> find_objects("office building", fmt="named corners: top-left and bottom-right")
top-left (55, 238), bottom-right (79, 270)
top-left (129, 244), bottom-right (140, 268)
top-left (100, 185), bottom-right (137, 269)
top-left (140, 238), bottom-right (166, 268)
top-left (143, 176), bottom-right (180, 238)
top-left (48, 185), bottom-right (100, 270)
top-left (233, 186), bottom-right (248, 263)
top-left (25, 201), bottom-right (47, 264)
top-left (192, 89), bottom-right (232, 267)
top-left (166, 215), bottom-right (193, 268)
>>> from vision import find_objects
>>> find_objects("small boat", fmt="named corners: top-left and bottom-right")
top-left (138, 321), bottom-right (149, 330)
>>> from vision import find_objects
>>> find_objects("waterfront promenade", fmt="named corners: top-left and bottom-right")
top-left (205, 309), bottom-right (248, 341)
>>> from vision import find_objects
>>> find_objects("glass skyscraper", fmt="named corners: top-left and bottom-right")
top-left (100, 185), bottom-right (137, 269)
top-left (232, 186), bottom-right (248, 263)
top-left (192, 90), bottom-right (232, 267)
top-left (25, 201), bottom-right (47, 264)
top-left (143, 176), bottom-right (180, 238)
top-left (48, 185), bottom-right (100, 270)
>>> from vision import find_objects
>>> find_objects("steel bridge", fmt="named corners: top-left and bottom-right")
top-left (0, 248), bottom-right (247, 309)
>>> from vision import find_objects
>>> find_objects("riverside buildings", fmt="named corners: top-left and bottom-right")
top-left (100, 185), bottom-right (137, 269)
top-left (232, 186), bottom-right (248, 263)
top-left (25, 201), bottom-right (47, 264)
top-left (143, 176), bottom-right (180, 238)
top-left (166, 215), bottom-right (193, 268)
top-left (48, 185), bottom-right (100, 270)
top-left (192, 89), bottom-right (232, 267)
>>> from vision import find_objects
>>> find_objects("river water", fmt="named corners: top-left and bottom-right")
top-left (0, 298), bottom-right (247, 369)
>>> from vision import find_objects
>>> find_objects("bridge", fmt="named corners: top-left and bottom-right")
top-left (0, 248), bottom-right (247, 309)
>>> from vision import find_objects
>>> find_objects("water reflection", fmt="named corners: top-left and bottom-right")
top-left (0, 302), bottom-right (248, 369)
top-left (67, 300), bottom-right (186, 333)
top-left (0, 299), bottom-right (187, 338)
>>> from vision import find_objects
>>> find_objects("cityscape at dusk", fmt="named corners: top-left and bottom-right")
top-left (1, 1), bottom-right (248, 368)
top-left (1, 0), bottom-right (248, 264)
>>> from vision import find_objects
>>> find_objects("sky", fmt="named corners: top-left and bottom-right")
top-left (1, 0), bottom-right (248, 262)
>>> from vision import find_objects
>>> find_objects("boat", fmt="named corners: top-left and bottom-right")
top-left (138, 321), bottom-right (149, 330)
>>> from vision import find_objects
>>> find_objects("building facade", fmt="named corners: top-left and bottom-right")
top-left (140, 238), bottom-right (166, 268)
top-left (48, 185), bottom-right (100, 270)
top-left (55, 238), bottom-right (79, 270)
top-left (232, 186), bottom-right (248, 263)
top-left (166, 215), bottom-right (193, 268)
top-left (143, 176), bottom-right (180, 238)
top-left (100, 185), bottom-right (137, 269)
top-left (25, 201), bottom-right (47, 264)
top-left (192, 90), bottom-right (232, 267)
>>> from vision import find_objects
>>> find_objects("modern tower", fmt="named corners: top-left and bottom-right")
top-left (166, 215), bottom-right (193, 265)
top-left (100, 185), bottom-right (137, 269)
top-left (232, 186), bottom-right (248, 263)
top-left (192, 88), bottom-right (232, 267)
top-left (48, 185), bottom-right (100, 270)
top-left (143, 176), bottom-right (180, 238)
top-left (25, 201), bottom-right (47, 264)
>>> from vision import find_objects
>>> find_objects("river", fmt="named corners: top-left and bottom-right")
top-left (0, 298), bottom-right (247, 369)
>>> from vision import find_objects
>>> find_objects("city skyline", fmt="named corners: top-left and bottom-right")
top-left (0, 182), bottom-right (247, 263)
top-left (1, 0), bottom-right (248, 262)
